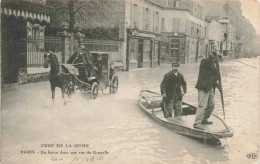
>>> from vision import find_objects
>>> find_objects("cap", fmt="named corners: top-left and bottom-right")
top-left (211, 51), bottom-right (218, 57)
top-left (172, 62), bottom-right (180, 68)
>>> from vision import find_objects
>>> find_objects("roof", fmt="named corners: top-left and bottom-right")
top-left (144, 0), bottom-right (167, 8)
top-left (162, 7), bottom-right (190, 12)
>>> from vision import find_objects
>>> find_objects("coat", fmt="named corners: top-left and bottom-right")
top-left (195, 56), bottom-right (218, 92)
top-left (160, 70), bottom-right (187, 98)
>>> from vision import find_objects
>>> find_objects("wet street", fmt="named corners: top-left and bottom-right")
top-left (1, 57), bottom-right (260, 164)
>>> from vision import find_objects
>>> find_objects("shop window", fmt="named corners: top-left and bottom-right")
top-left (143, 40), bottom-right (151, 60)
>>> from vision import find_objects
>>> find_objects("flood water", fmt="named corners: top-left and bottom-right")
top-left (1, 57), bottom-right (260, 164)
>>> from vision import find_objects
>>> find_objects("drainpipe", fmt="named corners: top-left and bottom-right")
top-left (126, 28), bottom-right (130, 71)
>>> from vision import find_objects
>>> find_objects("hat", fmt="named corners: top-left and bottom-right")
top-left (211, 51), bottom-right (218, 57)
top-left (172, 62), bottom-right (180, 68)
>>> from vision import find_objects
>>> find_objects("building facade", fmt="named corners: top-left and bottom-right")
top-left (1, 0), bottom-right (52, 86)
top-left (124, 0), bottom-right (162, 70)
top-left (160, 0), bottom-right (208, 64)
top-left (203, 0), bottom-right (256, 58)
top-left (207, 19), bottom-right (222, 54)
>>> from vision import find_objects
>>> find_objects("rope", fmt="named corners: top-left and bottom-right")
top-left (236, 61), bottom-right (257, 69)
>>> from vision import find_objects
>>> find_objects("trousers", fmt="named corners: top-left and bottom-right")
top-left (194, 88), bottom-right (215, 126)
top-left (163, 96), bottom-right (182, 118)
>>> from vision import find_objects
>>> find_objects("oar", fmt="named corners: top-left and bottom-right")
top-left (215, 56), bottom-right (225, 120)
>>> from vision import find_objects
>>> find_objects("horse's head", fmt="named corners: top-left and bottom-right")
top-left (44, 51), bottom-right (58, 68)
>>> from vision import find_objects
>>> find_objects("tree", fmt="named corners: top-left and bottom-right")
top-left (47, 0), bottom-right (116, 34)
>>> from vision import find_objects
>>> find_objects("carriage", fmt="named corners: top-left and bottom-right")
top-left (61, 48), bottom-right (119, 99)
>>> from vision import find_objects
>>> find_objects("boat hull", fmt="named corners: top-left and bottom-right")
top-left (138, 90), bottom-right (233, 140)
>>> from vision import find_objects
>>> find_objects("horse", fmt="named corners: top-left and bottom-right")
top-left (44, 51), bottom-right (72, 104)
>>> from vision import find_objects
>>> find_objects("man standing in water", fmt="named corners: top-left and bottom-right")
top-left (193, 51), bottom-right (221, 130)
top-left (160, 63), bottom-right (187, 119)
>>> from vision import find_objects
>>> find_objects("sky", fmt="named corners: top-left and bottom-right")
top-left (240, 0), bottom-right (260, 35)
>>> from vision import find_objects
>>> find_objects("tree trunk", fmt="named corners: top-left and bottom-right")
top-left (68, 0), bottom-right (75, 33)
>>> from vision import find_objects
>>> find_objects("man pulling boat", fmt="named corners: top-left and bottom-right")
top-left (160, 63), bottom-right (187, 119)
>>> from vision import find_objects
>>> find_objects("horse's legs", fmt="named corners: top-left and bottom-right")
top-left (51, 85), bottom-right (55, 101)
top-left (61, 87), bottom-right (67, 105)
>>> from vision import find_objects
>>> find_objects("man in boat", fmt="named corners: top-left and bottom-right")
top-left (193, 51), bottom-right (221, 130)
top-left (160, 63), bottom-right (187, 119)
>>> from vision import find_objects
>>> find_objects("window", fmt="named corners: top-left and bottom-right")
top-left (172, 18), bottom-right (180, 32)
top-left (145, 8), bottom-right (149, 30)
top-left (170, 39), bottom-right (180, 57)
top-left (168, 0), bottom-right (179, 7)
top-left (173, 0), bottom-right (179, 7)
top-left (161, 18), bottom-right (165, 31)
top-left (133, 4), bottom-right (138, 27)
top-left (185, 20), bottom-right (189, 34)
top-left (32, 26), bottom-right (40, 38)
top-left (143, 7), bottom-right (145, 29)
top-left (224, 33), bottom-right (227, 40)
top-left (155, 12), bottom-right (159, 32)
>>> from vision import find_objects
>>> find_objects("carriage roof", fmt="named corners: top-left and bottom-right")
top-left (67, 48), bottom-right (111, 66)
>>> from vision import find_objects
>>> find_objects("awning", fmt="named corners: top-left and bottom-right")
top-left (1, 0), bottom-right (53, 23)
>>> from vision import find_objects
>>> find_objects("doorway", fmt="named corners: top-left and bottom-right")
top-left (138, 39), bottom-right (144, 68)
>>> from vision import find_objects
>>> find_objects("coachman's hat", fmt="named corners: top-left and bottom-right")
top-left (172, 62), bottom-right (180, 67)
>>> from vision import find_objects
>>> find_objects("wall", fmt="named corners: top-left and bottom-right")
top-left (208, 20), bottom-right (222, 42)
top-left (161, 9), bottom-right (189, 33)
top-left (126, 0), bottom-right (162, 32)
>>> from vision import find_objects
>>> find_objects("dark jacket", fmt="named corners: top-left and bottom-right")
top-left (195, 56), bottom-right (218, 92)
top-left (160, 70), bottom-right (187, 98)
top-left (109, 67), bottom-right (115, 80)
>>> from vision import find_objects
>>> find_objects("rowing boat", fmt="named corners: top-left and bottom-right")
top-left (138, 90), bottom-right (233, 141)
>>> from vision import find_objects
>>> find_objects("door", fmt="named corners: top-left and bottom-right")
top-left (138, 39), bottom-right (144, 68)
top-left (170, 38), bottom-right (180, 62)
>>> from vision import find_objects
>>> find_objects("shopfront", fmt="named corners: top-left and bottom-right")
top-left (127, 30), bottom-right (161, 70)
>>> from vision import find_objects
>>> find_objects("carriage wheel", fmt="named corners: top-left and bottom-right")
top-left (110, 76), bottom-right (118, 94)
top-left (91, 82), bottom-right (99, 99)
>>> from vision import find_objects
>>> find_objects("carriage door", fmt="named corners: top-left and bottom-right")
top-left (138, 39), bottom-right (144, 68)
top-left (170, 39), bottom-right (180, 62)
